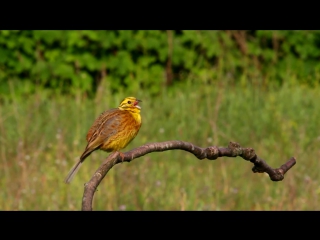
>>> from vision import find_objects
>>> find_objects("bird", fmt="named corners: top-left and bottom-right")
top-left (64, 96), bottom-right (142, 184)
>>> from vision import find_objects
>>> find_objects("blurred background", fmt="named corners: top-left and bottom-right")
top-left (0, 30), bottom-right (319, 210)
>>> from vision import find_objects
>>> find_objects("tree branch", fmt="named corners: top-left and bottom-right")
top-left (81, 141), bottom-right (296, 211)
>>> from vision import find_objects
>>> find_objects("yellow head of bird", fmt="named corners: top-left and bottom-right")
top-left (118, 97), bottom-right (142, 112)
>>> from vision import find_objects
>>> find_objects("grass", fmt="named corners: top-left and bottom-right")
top-left (1, 79), bottom-right (320, 210)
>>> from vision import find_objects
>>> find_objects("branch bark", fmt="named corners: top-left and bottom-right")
top-left (81, 141), bottom-right (296, 211)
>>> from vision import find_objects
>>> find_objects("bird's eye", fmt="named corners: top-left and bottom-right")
top-left (128, 101), bottom-right (131, 104)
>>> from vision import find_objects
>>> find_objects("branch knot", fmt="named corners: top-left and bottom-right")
top-left (228, 141), bottom-right (242, 157)
top-left (205, 146), bottom-right (219, 160)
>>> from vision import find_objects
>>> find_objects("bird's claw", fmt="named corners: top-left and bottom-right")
top-left (118, 152), bottom-right (125, 163)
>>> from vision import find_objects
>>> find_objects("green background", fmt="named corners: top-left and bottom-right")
top-left (0, 30), bottom-right (319, 210)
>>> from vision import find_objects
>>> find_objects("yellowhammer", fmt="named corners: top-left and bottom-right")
top-left (64, 96), bottom-right (142, 184)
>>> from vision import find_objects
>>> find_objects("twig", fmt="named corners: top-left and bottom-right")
top-left (81, 141), bottom-right (296, 211)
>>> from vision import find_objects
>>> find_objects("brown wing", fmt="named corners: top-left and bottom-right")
top-left (79, 109), bottom-right (122, 160)
top-left (86, 108), bottom-right (118, 142)
top-left (97, 113), bottom-right (122, 140)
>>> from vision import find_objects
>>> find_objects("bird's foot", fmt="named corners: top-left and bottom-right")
top-left (118, 151), bottom-right (125, 163)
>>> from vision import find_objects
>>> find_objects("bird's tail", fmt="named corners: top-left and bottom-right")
top-left (64, 160), bottom-right (83, 184)
top-left (64, 148), bottom-right (94, 184)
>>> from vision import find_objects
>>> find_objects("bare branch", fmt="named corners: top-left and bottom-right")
top-left (81, 141), bottom-right (296, 211)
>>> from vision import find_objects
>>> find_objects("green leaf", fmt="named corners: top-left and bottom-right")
top-left (54, 63), bottom-right (74, 79)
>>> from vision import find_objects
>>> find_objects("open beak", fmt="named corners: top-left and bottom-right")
top-left (134, 99), bottom-right (142, 109)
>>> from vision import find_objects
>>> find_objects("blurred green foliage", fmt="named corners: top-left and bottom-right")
top-left (1, 30), bottom-right (320, 210)
top-left (1, 82), bottom-right (320, 210)
top-left (1, 30), bottom-right (320, 101)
